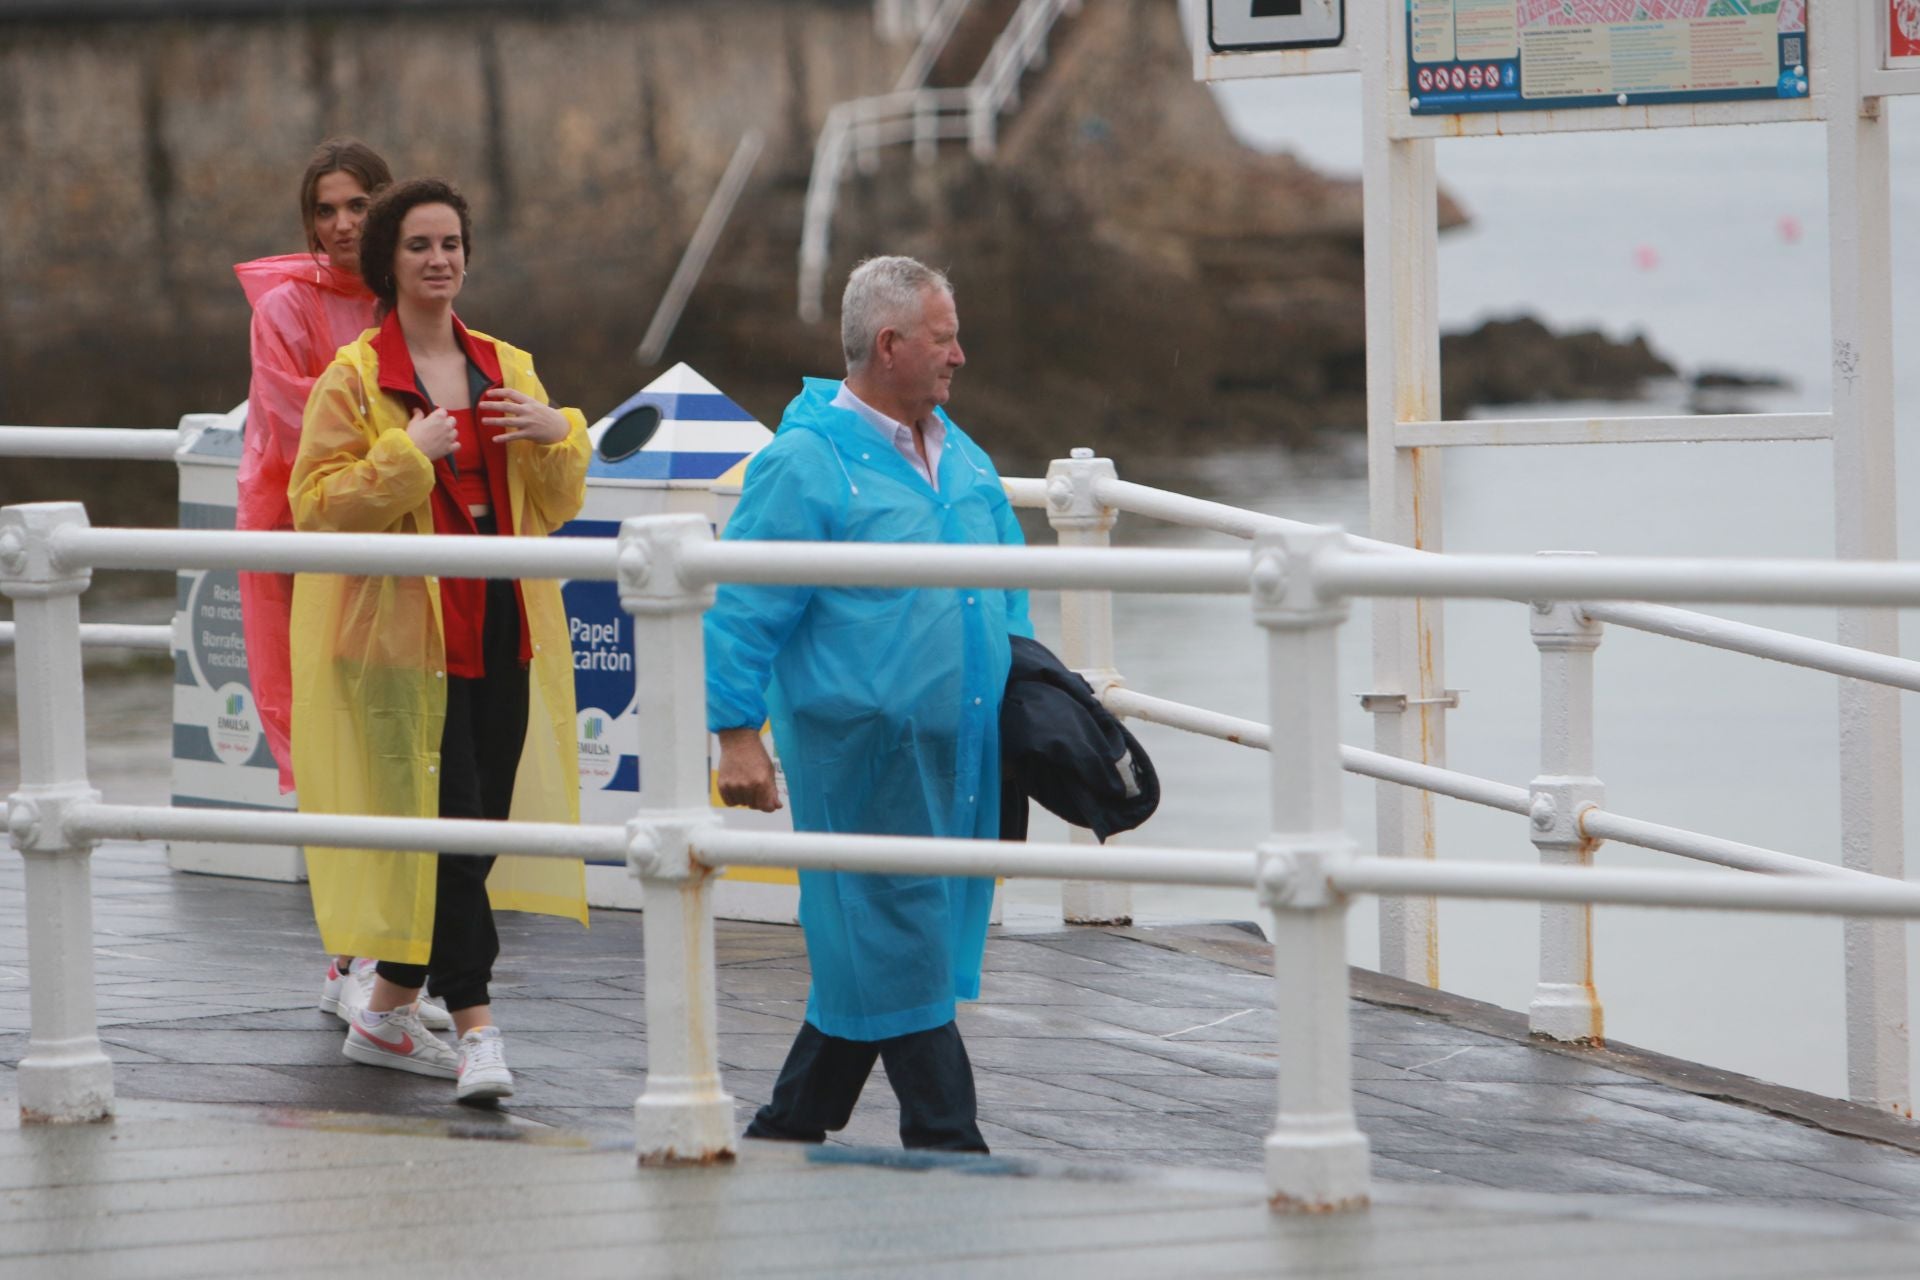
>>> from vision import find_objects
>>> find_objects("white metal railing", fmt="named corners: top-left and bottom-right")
top-left (17, 495), bottom-right (1920, 1217)
top-left (1025, 451), bottom-right (1920, 1049)
top-left (9, 431), bottom-right (1920, 1041)
top-left (0, 622), bottom-right (169, 651)
top-left (0, 427), bottom-right (178, 461)
top-left (796, 0), bottom-right (1082, 322)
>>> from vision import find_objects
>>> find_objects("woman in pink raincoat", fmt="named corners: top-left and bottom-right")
top-left (234, 137), bottom-right (391, 791)
top-left (234, 139), bottom-right (456, 1031)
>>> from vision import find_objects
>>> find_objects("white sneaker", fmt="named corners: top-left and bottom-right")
top-left (329, 959), bottom-right (454, 1031)
top-left (342, 1004), bottom-right (459, 1080)
top-left (318, 957), bottom-right (370, 1016)
top-left (456, 1027), bottom-right (515, 1103)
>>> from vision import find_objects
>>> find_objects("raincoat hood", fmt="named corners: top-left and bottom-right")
top-left (706, 378), bottom-right (1033, 1041)
top-left (234, 252), bottom-right (372, 308)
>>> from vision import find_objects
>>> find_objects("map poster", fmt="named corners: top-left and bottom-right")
top-left (1407, 1), bottom-right (1809, 116)
top-left (1892, 1), bottom-right (1920, 66)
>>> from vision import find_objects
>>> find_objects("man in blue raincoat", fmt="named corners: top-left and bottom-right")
top-left (707, 255), bottom-right (1032, 1152)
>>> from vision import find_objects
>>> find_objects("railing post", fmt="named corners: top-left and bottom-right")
top-left (1252, 527), bottom-right (1369, 1213)
top-left (1821, 0), bottom-right (1908, 1115)
top-left (618, 514), bottom-right (736, 1165)
top-left (1358, 0), bottom-right (1446, 991)
top-left (1, 503), bottom-right (112, 1124)
top-left (1044, 449), bottom-right (1131, 925)
top-left (1527, 552), bottom-right (1605, 1044)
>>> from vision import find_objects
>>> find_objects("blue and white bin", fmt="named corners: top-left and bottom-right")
top-left (170, 405), bottom-right (302, 881)
top-left (167, 362), bottom-right (802, 922)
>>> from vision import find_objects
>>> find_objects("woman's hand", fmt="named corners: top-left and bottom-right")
top-left (406, 407), bottom-right (458, 460)
top-left (482, 388), bottom-right (571, 445)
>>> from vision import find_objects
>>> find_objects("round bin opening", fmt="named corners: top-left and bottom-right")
top-left (598, 403), bottom-right (662, 464)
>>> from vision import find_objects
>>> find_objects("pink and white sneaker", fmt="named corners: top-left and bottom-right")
top-left (318, 957), bottom-right (370, 1017)
top-left (342, 1004), bottom-right (459, 1079)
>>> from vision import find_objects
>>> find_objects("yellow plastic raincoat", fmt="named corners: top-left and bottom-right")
top-left (287, 322), bottom-right (590, 963)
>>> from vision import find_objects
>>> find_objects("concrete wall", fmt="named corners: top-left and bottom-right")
top-left (0, 1), bottom-right (894, 435)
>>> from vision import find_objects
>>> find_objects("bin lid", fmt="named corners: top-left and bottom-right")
top-left (587, 363), bottom-right (771, 484)
top-left (176, 403), bottom-right (248, 464)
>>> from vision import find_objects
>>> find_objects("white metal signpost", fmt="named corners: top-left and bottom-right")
top-left (1190, 0), bottom-right (1917, 1113)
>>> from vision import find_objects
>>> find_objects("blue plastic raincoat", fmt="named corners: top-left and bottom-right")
top-left (706, 378), bottom-right (1033, 1041)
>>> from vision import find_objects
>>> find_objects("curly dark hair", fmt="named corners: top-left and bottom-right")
top-left (298, 137), bottom-right (392, 259)
top-left (357, 178), bottom-right (474, 314)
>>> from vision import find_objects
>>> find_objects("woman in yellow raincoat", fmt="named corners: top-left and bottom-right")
top-left (288, 177), bottom-right (589, 1103)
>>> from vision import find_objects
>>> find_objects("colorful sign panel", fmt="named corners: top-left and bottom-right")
top-left (1407, 1), bottom-right (1809, 115)
top-left (1892, 0), bottom-right (1920, 66)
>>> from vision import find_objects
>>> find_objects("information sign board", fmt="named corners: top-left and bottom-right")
top-left (1210, 0), bottom-right (1344, 52)
top-left (1406, 0), bottom-right (1809, 115)
top-left (1892, 0), bottom-right (1920, 66)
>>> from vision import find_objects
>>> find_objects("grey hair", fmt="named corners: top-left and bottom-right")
top-left (840, 255), bottom-right (953, 372)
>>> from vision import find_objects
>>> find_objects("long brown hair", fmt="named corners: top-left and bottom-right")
top-left (298, 137), bottom-right (393, 258)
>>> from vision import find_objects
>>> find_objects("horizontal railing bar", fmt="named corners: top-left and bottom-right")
top-left (681, 540), bottom-right (1252, 593)
top-left (1582, 601), bottom-right (1920, 693)
top-left (0, 622), bottom-right (172, 651)
top-left (695, 826), bottom-right (1256, 887)
top-left (1332, 858), bottom-right (1920, 918)
top-left (1579, 809), bottom-right (1880, 885)
top-left (1344, 744), bottom-right (1534, 816)
top-left (56, 527), bottom-right (615, 580)
top-left (1394, 413), bottom-right (1833, 450)
top-left (0, 426), bottom-right (180, 461)
top-left (1322, 549), bottom-right (1920, 608)
top-left (1092, 477), bottom-right (1314, 542)
top-left (1101, 686), bottom-right (1534, 815)
top-left (1092, 477), bottom-right (1410, 556)
top-left (1104, 687), bottom-right (1874, 881)
top-left (69, 802), bottom-right (628, 861)
top-left (50, 516), bottom-right (1920, 641)
top-left (1001, 477), bottom-right (1047, 508)
top-left (1083, 476), bottom-right (1920, 692)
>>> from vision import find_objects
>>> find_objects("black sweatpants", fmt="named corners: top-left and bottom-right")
top-left (745, 1020), bottom-right (988, 1152)
top-left (377, 575), bottom-right (528, 1012)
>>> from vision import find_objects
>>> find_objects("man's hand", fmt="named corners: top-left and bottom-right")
top-left (716, 727), bottom-right (782, 812)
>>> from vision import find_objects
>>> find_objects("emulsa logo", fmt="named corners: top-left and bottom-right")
top-left (211, 683), bottom-right (261, 766)
top-left (577, 709), bottom-right (616, 787)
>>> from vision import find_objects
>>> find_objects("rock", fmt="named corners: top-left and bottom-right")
top-left (1439, 317), bottom-right (1677, 418)
top-left (1693, 368), bottom-right (1791, 390)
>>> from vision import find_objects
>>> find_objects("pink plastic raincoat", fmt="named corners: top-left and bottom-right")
top-left (233, 253), bottom-right (377, 791)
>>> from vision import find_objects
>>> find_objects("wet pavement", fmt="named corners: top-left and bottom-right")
top-left (6, 841), bottom-right (1920, 1275)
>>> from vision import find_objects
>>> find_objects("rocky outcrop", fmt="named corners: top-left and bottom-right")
top-left (1441, 317), bottom-right (1677, 417)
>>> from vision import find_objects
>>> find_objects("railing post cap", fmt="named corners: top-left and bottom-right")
top-left (616, 515), bottom-right (715, 614)
top-left (1042, 452), bottom-right (1117, 531)
top-left (1251, 525), bottom-right (1348, 629)
top-left (1528, 552), bottom-right (1603, 645)
top-left (0, 503), bottom-right (91, 598)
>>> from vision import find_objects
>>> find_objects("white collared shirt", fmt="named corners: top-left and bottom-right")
top-left (833, 381), bottom-right (945, 492)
